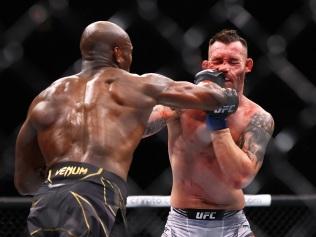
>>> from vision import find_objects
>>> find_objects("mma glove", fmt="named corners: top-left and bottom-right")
top-left (194, 69), bottom-right (239, 131)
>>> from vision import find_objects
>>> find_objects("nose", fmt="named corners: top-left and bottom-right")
top-left (216, 64), bottom-right (229, 73)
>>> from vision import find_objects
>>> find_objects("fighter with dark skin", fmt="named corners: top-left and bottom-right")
top-left (15, 21), bottom-right (238, 236)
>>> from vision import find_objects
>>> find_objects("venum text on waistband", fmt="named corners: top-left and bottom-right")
top-left (55, 166), bottom-right (88, 177)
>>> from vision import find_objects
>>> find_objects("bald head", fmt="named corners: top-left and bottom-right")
top-left (80, 21), bottom-right (132, 69)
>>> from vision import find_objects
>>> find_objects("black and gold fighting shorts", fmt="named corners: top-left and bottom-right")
top-left (27, 162), bottom-right (128, 237)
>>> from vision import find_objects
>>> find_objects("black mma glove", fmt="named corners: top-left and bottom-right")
top-left (206, 89), bottom-right (238, 130)
top-left (194, 69), bottom-right (238, 130)
top-left (194, 69), bottom-right (225, 87)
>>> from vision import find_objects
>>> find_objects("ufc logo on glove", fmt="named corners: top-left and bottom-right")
top-left (213, 105), bottom-right (237, 114)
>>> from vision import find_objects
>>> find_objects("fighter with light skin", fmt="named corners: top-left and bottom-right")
top-left (144, 29), bottom-right (274, 236)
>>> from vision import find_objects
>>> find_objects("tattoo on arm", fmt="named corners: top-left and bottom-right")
top-left (237, 112), bottom-right (274, 165)
top-left (143, 118), bottom-right (167, 137)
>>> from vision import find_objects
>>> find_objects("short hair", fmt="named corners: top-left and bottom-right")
top-left (209, 29), bottom-right (248, 50)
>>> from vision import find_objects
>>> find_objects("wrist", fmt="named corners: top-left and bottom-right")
top-left (206, 114), bottom-right (227, 131)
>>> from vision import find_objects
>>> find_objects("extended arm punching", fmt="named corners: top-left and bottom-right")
top-left (141, 73), bottom-right (238, 113)
top-left (143, 72), bottom-right (239, 138)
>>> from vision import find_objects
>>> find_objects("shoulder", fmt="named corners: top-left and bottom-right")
top-left (139, 73), bottom-right (174, 86)
top-left (28, 76), bottom-right (77, 127)
top-left (243, 97), bottom-right (274, 135)
top-left (99, 68), bottom-right (143, 86)
top-left (40, 76), bottom-right (77, 98)
top-left (103, 69), bottom-right (174, 87)
top-left (26, 96), bottom-right (58, 130)
top-left (129, 72), bottom-right (176, 96)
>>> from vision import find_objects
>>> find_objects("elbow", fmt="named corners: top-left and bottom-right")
top-left (228, 170), bottom-right (256, 189)
top-left (231, 177), bottom-right (252, 190)
top-left (229, 159), bottom-right (259, 189)
top-left (14, 180), bottom-right (27, 195)
top-left (14, 177), bottom-right (28, 195)
top-left (14, 176), bottom-right (35, 196)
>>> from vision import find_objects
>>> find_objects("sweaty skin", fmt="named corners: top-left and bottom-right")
top-left (145, 41), bottom-right (274, 210)
top-left (14, 21), bottom-right (235, 195)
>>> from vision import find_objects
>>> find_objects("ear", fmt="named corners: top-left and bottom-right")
top-left (201, 60), bottom-right (209, 70)
top-left (113, 46), bottom-right (122, 65)
top-left (245, 58), bottom-right (253, 73)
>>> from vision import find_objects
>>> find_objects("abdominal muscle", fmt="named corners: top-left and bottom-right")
top-left (166, 109), bottom-right (246, 210)
top-left (170, 157), bottom-right (245, 210)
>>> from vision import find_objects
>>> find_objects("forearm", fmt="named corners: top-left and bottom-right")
top-left (211, 129), bottom-right (257, 189)
top-left (15, 125), bottom-right (46, 195)
top-left (191, 86), bottom-right (238, 112)
top-left (14, 166), bottom-right (45, 195)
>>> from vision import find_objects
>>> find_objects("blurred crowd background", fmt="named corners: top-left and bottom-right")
top-left (0, 0), bottom-right (316, 211)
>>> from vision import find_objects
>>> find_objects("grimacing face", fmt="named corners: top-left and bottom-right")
top-left (203, 41), bottom-right (253, 93)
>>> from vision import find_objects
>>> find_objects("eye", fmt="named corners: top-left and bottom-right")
top-left (230, 60), bottom-right (240, 65)
top-left (211, 59), bottom-right (222, 65)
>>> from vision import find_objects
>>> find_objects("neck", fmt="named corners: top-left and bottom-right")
top-left (81, 59), bottom-right (118, 72)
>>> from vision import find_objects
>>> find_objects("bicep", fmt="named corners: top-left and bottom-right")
top-left (238, 112), bottom-right (274, 167)
top-left (141, 74), bottom-right (196, 105)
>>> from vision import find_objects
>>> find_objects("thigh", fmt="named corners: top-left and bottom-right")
top-left (161, 214), bottom-right (191, 237)
top-left (231, 219), bottom-right (255, 237)
top-left (110, 209), bottom-right (130, 237)
top-left (28, 184), bottom-right (112, 237)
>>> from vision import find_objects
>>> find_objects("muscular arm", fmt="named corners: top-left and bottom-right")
top-left (142, 73), bottom-right (235, 112)
top-left (15, 99), bottom-right (50, 195)
top-left (211, 111), bottom-right (274, 189)
top-left (15, 119), bottom-right (46, 195)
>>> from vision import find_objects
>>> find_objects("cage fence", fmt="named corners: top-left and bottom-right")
top-left (1, 195), bottom-right (316, 237)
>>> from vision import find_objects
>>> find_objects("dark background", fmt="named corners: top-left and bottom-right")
top-left (1, 0), bottom-right (316, 200)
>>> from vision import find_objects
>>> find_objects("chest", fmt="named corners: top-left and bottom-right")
top-left (179, 109), bottom-right (252, 144)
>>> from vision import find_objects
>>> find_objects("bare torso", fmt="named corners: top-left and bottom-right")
top-left (31, 68), bottom-right (157, 181)
top-left (168, 96), bottom-right (262, 210)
